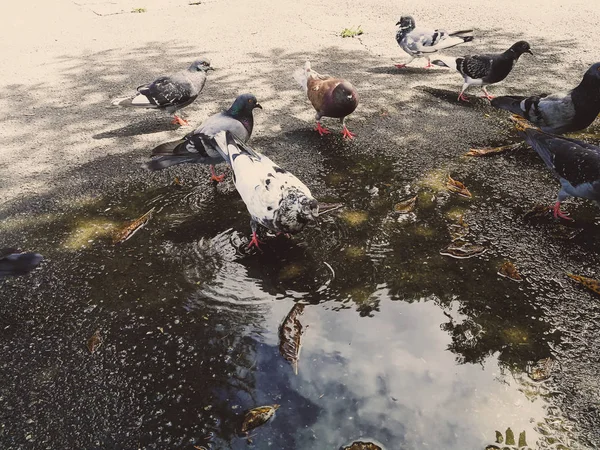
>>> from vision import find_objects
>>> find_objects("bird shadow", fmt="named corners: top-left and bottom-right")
top-left (417, 86), bottom-right (491, 108)
top-left (93, 116), bottom-right (183, 139)
top-left (368, 66), bottom-right (443, 76)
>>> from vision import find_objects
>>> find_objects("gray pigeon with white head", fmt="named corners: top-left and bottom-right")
top-left (211, 131), bottom-right (319, 249)
top-left (146, 93), bottom-right (262, 181)
top-left (395, 15), bottom-right (474, 69)
top-left (113, 58), bottom-right (214, 126)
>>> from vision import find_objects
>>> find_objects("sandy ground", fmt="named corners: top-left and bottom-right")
top-left (1, 0), bottom-right (599, 209)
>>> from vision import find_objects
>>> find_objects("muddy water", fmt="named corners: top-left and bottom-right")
top-left (0, 145), bottom-right (596, 449)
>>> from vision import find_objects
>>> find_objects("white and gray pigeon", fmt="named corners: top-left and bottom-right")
top-left (113, 58), bottom-right (213, 126)
top-left (395, 15), bottom-right (473, 69)
top-left (432, 41), bottom-right (532, 101)
top-left (211, 131), bottom-right (319, 250)
top-left (146, 93), bottom-right (262, 181)
top-left (0, 248), bottom-right (43, 278)
top-left (491, 62), bottom-right (600, 134)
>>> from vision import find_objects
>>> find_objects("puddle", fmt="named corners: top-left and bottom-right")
top-left (0, 148), bottom-right (596, 449)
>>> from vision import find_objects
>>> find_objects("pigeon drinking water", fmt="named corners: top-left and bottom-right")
top-left (294, 61), bottom-right (359, 140)
top-left (113, 58), bottom-right (214, 126)
top-left (147, 93), bottom-right (262, 181)
top-left (492, 62), bottom-right (600, 134)
top-left (395, 15), bottom-right (474, 69)
top-left (211, 131), bottom-right (318, 249)
top-left (432, 41), bottom-right (532, 101)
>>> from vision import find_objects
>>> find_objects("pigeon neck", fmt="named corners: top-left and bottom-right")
top-left (227, 107), bottom-right (254, 133)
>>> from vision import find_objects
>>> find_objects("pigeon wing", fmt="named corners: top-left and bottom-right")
top-left (459, 55), bottom-right (492, 80)
top-left (138, 75), bottom-right (196, 109)
top-left (407, 28), bottom-right (471, 54)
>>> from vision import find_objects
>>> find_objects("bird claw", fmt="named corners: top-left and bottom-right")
top-left (247, 232), bottom-right (264, 250)
top-left (210, 173), bottom-right (226, 183)
top-left (341, 126), bottom-right (356, 140)
top-left (552, 202), bottom-right (574, 221)
top-left (458, 93), bottom-right (470, 102)
top-left (424, 62), bottom-right (433, 68)
top-left (171, 115), bottom-right (189, 126)
top-left (482, 93), bottom-right (495, 100)
top-left (394, 63), bottom-right (407, 69)
top-left (314, 123), bottom-right (331, 136)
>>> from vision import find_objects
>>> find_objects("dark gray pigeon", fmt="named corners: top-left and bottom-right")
top-left (513, 116), bottom-right (600, 220)
top-left (432, 41), bottom-right (532, 101)
top-left (492, 62), bottom-right (600, 134)
top-left (395, 15), bottom-right (474, 68)
top-left (294, 61), bottom-right (359, 139)
top-left (146, 93), bottom-right (262, 181)
top-left (0, 248), bottom-right (43, 278)
top-left (113, 58), bottom-right (213, 126)
top-left (211, 131), bottom-right (318, 249)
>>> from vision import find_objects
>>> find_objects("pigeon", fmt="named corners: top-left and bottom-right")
top-left (491, 62), bottom-right (600, 134)
top-left (113, 58), bottom-right (214, 126)
top-left (294, 61), bottom-right (359, 140)
top-left (512, 115), bottom-right (600, 220)
top-left (394, 15), bottom-right (473, 69)
top-left (0, 249), bottom-right (43, 278)
top-left (432, 41), bottom-right (532, 101)
top-left (146, 93), bottom-right (262, 181)
top-left (211, 131), bottom-right (319, 249)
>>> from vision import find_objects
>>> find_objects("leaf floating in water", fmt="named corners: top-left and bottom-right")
top-left (527, 357), bottom-right (555, 382)
top-left (279, 304), bottom-right (305, 375)
top-left (446, 176), bottom-right (472, 198)
top-left (340, 441), bottom-right (383, 450)
top-left (241, 404), bottom-right (279, 433)
top-left (87, 329), bottom-right (102, 354)
top-left (394, 195), bottom-right (417, 214)
top-left (448, 215), bottom-right (469, 241)
top-left (465, 142), bottom-right (522, 157)
top-left (567, 273), bottom-right (600, 296)
top-left (440, 243), bottom-right (487, 259)
top-left (505, 427), bottom-right (515, 446)
top-left (113, 207), bottom-right (155, 244)
top-left (498, 261), bottom-right (523, 282)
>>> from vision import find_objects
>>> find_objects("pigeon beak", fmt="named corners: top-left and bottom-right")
top-left (255, 103), bottom-right (263, 109)
top-left (395, 21), bottom-right (401, 26)
top-left (526, 50), bottom-right (533, 55)
top-left (208, 66), bottom-right (215, 71)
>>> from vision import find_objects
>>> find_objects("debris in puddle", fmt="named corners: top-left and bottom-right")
top-left (340, 210), bottom-right (369, 227)
top-left (523, 204), bottom-right (550, 219)
top-left (240, 404), bottom-right (279, 433)
top-left (394, 195), bottom-right (417, 214)
top-left (446, 175), bottom-right (472, 198)
top-left (318, 202), bottom-right (344, 216)
top-left (279, 303), bottom-right (306, 375)
top-left (448, 214), bottom-right (469, 241)
top-left (366, 185), bottom-right (379, 196)
top-left (173, 176), bottom-right (183, 187)
top-left (465, 142), bottom-right (522, 157)
top-left (550, 224), bottom-right (582, 240)
top-left (340, 441), bottom-right (383, 450)
top-left (527, 357), bottom-right (555, 382)
top-left (113, 207), bottom-right (155, 244)
top-left (567, 273), bottom-right (600, 296)
top-left (87, 329), bottom-right (103, 354)
top-left (440, 242), bottom-right (487, 259)
top-left (498, 261), bottom-right (523, 282)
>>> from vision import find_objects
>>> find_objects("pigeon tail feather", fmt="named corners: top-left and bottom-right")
top-left (431, 57), bottom-right (456, 69)
top-left (145, 155), bottom-right (204, 171)
top-left (491, 96), bottom-right (526, 116)
top-left (293, 61), bottom-right (312, 93)
top-left (151, 139), bottom-right (186, 156)
top-left (0, 252), bottom-right (43, 277)
top-left (449, 29), bottom-right (474, 36)
top-left (112, 93), bottom-right (155, 108)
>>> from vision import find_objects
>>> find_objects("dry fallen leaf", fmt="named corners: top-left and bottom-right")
top-left (465, 143), bottom-right (521, 157)
top-left (498, 261), bottom-right (523, 282)
top-left (394, 195), bottom-right (418, 214)
top-left (278, 304), bottom-right (305, 375)
top-left (341, 442), bottom-right (383, 450)
top-left (528, 357), bottom-right (555, 382)
top-left (87, 329), bottom-right (102, 354)
top-left (241, 405), bottom-right (279, 433)
top-left (440, 242), bottom-right (487, 259)
top-left (446, 176), bottom-right (472, 198)
top-left (567, 273), bottom-right (600, 296)
top-left (113, 207), bottom-right (155, 244)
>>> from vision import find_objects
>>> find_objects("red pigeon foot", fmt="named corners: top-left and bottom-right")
top-left (247, 232), bottom-right (264, 250)
top-left (315, 122), bottom-right (331, 136)
top-left (210, 165), bottom-right (226, 183)
top-left (394, 64), bottom-right (407, 69)
top-left (341, 126), bottom-right (356, 140)
top-left (171, 115), bottom-right (189, 126)
top-left (553, 202), bottom-right (573, 221)
top-left (482, 93), bottom-right (495, 100)
top-left (424, 61), bottom-right (433, 68)
top-left (458, 93), bottom-right (470, 102)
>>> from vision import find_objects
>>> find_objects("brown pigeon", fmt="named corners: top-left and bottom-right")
top-left (294, 61), bottom-right (359, 140)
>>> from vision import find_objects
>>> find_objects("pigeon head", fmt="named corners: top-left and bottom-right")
top-left (275, 189), bottom-right (318, 233)
top-left (508, 41), bottom-right (533, 58)
top-left (189, 58), bottom-right (214, 72)
top-left (227, 94), bottom-right (263, 118)
top-left (582, 62), bottom-right (600, 83)
top-left (331, 81), bottom-right (358, 112)
top-left (396, 16), bottom-right (415, 30)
